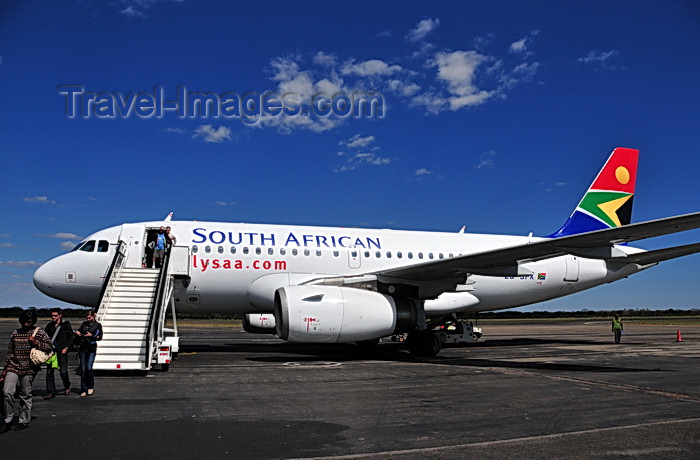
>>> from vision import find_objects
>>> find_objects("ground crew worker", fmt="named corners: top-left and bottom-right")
top-left (612, 314), bottom-right (623, 343)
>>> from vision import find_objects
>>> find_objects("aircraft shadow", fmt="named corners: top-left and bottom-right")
top-left (179, 340), bottom-right (663, 374)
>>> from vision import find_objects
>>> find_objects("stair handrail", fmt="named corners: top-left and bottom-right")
top-left (96, 240), bottom-right (128, 317)
top-left (146, 245), bottom-right (172, 366)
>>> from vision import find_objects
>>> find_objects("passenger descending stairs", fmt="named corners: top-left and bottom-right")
top-left (94, 268), bottom-right (160, 370)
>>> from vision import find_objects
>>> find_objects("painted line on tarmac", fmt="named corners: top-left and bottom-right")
top-left (494, 367), bottom-right (700, 402)
top-left (295, 417), bottom-right (700, 460)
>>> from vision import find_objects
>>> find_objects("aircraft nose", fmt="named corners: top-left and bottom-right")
top-left (33, 262), bottom-right (54, 296)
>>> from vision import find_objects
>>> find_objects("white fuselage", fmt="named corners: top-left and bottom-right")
top-left (33, 220), bottom-right (647, 315)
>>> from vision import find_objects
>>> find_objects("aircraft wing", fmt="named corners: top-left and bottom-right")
top-left (375, 211), bottom-right (700, 282)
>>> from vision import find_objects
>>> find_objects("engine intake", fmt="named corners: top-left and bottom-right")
top-left (274, 285), bottom-right (416, 343)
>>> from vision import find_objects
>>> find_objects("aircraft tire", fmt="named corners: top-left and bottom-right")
top-left (407, 330), bottom-right (442, 357)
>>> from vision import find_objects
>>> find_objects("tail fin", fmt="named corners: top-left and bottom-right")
top-left (548, 147), bottom-right (639, 238)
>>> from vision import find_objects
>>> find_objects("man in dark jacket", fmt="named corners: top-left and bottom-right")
top-left (1, 309), bottom-right (53, 432)
top-left (44, 308), bottom-right (74, 398)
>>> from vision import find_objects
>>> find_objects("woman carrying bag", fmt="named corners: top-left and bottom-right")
top-left (74, 310), bottom-right (103, 397)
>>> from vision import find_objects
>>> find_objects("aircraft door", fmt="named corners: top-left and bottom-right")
top-left (564, 255), bottom-right (580, 282)
top-left (119, 224), bottom-right (146, 268)
top-left (348, 247), bottom-right (361, 269)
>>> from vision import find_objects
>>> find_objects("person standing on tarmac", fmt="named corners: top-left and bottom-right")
top-left (612, 314), bottom-right (623, 343)
top-left (75, 310), bottom-right (102, 397)
top-left (44, 308), bottom-right (74, 398)
top-left (1, 309), bottom-right (53, 433)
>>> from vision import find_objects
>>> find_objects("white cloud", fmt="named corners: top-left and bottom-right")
top-left (61, 241), bottom-right (76, 250)
top-left (340, 134), bottom-right (375, 149)
top-left (163, 127), bottom-right (187, 133)
top-left (23, 196), bottom-right (56, 204)
top-left (377, 29), bottom-right (392, 38)
top-left (0, 260), bottom-right (41, 268)
top-left (193, 125), bottom-right (232, 143)
top-left (0, 233), bottom-right (10, 237)
top-left (431, 50), bottom-right (495, 110)
top-left (35, 232), bottom-right (82, 239)
top-left (341, 59), bottom-right (402, 77)
top-left (215, 201), bottom-right (236, 206)
top-left (335, 152), bottom-right (392, 172)
top-left (415, 168), bottom-right (432, 176)
top-left (313, 51), bottom-right (337, 67)
top-left (475, 150), bottom-right (497, 169)
top-left (406, 18), bottom-right (440, 42)
top-left (0, 243), bottom-right (16, 248)
top-left (578, 50), bottom-right (622, 70)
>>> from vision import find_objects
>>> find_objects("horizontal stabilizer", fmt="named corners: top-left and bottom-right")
top-left (617, 242), bottom-right (700, 266)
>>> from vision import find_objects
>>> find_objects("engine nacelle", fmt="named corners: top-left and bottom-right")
top-left (274, 285), bottom-right (416, 343)
top-left (242, 313), bottom-right (277, 334)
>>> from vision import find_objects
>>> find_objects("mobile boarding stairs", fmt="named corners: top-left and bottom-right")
top-left (93, 239), bottom-right (188, 371)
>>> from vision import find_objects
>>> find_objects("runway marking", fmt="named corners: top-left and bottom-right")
top-left (494, 368), bottom-right (700, 402)
top-left (293, 417), bottom-right (700, 459)
top-left (283, 361), bottom-right (342, 368)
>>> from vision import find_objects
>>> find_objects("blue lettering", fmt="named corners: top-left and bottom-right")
top-left (192, 228), bottom-right (207, 244)
top-left (366, 237), bottom-right (381, 249)
top-left (302, 235), bottom-right (314, 246)
top-left (285, 233), bottom-right (300, 246)
top-left (244, 232), bottom-right (258, 245)
top-left (228, 232), bottom-right (242, 245)
top-left (338, 236), bottom-right (350, 247)
top-left (261, 233), bottom-right (275, 246)
top-left (354, 238), bottom-right (366, 249)
top-left (210, 231), bottom-right (225, 245)
top-left (316, 235), bottom-right (330, 247)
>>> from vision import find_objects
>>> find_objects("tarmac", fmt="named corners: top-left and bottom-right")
top-left (0, 319), bottom-right (698, 459)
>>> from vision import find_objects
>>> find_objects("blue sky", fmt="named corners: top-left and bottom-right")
top-left (1, 1), bottom-right (698, 311)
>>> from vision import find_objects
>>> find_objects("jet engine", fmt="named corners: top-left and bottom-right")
top-left (242, 313), bottom-right (277, 334)
top-left (274, 285), bottom-right (416, 343)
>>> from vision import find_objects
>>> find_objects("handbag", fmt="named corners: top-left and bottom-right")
top-left (29, 328), bottom-right (55, 365)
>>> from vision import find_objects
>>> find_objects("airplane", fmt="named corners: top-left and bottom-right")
top-left (33, 147), bottom-right (700, 356)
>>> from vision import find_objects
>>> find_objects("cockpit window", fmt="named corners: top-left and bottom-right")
top-left (71, 241), bottom-right (86, 252)
top-left (79, 240), bottom-right (96, 252)
top-left (97, 240), bottom-right (110, 252)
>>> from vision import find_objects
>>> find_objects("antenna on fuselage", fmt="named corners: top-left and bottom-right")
top-left (164, 212), bottom-right (173, 222)
top-left (458, 226), bottom-right (466, 234)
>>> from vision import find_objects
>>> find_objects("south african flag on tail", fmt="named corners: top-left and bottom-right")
top-left (549, 148), bottom-right (638, 238)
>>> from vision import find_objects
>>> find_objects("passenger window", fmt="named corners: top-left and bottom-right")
top-left (397, 252), bottom-right (403, 259)
top-left (243, 247), bottom-right (249, 255)
top-left (280, 248), bottom-right (286, 255)
top-left (218, 246), bottom-right (224, 254)
top-left (192, 245), bottom-right (199, 254)
top-left (304, 249), bottom-right (310, 256)
top-left (80, 240), bottom-right (96, 252)
top-left (97, 240), bottom-right (110, 252)
top-left (333, 251), bottom-right (339, 257)
top-left (205, 246), bottom-right (211, 254)
top-left (375, 251), bottom-right (381, 258)
top-left (230, 247), bottom-right (236, 254)
top-left (439, 253), bottom-right (444, 259)
top-left (364, 251), bottom-right (370, 258)
top-left (429, 253), bottom-right (434, 259)
top-left (292, 248), bottom-right (298, 256)
top-left (316, 250), bottom-right (322, 256)
top-left (418, 252), bottom-right (423, 259)
top-left (351, 250), bottom-right (357, 258)
top-left (255, 247), bottom-right (261, 255)
top-left (268, 248), bottom-right (274, 255)
top-left (386, 251), bottom-right (392, 258)
top-left (408, 252), bottom-right (413, 259)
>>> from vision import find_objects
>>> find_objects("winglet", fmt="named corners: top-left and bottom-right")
top-left (549, 148), bottom-right (639, 238)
